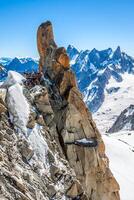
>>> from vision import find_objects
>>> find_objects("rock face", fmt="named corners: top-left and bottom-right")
top-left (0, 72), bottom-right (81, 200)
top-left (36, 21), bottom-right (120, 199)
top-left (37, 21), bottom-right (70, 74)
top-left (0, 21), bottom-right (120, 200)
top-left (37, 21), bottom-right (57, 73)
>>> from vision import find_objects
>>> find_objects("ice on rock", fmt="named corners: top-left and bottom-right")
top-left (28, 124), bottom-right (49, 168)
top-left (6, 72), bottom-right (51, 165)
top-left (125, 107), bottom-right (134, 117)
top-left (4, 71), bottom-right (29, 136)
top-left (2, 70), bottom-right (25, 87)
top-left (4, 71), bottom-right (50, 170)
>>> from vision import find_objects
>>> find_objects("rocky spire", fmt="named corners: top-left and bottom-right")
top-left (113, 46), bottom-right (122, 60)
top-left (37, 21), bottom-right (57, 73)
top-left (37, 21), bottom-right (120, 199)
top-left (0, 21), bottom-right (120, 200)
top-left (37, 21), bottom-right (70, 75)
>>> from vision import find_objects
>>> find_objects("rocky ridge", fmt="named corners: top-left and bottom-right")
top-left (108, 104), bottom-right (134, 133)
top-left (67, 45), bottom-right (134, 112)
top-left (0, 21), bottom-right (120, 200)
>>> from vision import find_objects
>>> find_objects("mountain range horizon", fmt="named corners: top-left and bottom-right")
top-left (1, 44), bottom-right (134, 113)
top-left (0, 45), bottom-right (133, 59)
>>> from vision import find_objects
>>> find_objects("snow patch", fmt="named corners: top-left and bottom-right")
top-left (4, 71), bottom-right (30, 136)
top-left (28, 124), bottom-right (49, 168)
top-left (2, 70), bottom-right (25, 87)
top-left (7, 83), bottom-right (30, 136)
top-left (125, 107), bottom-right (134, 117)
top-left (70, 54), bottom-right (79, 65)
top-left (103, 133), bottom-right (134, 200)
top-left (122, 122), bottom-right (132, 131)
top-left (94, 73), bottom-right (134, 133)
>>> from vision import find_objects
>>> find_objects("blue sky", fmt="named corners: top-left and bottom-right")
top-left (0, 0), bottom-right (134, 57)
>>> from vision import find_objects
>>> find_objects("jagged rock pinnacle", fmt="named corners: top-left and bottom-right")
top-left (37, 20), bottom-right (70, 74)
top-left (37, 20), bottom-right (57, 73)
top-left (36, 21), bottom-right (120, 199)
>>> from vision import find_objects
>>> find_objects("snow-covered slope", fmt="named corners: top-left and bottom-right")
top-left (103, 132), bottom-right (134, 200)
top-left (92, 73), bottom-right (134, 200)
top-left (5, 71), bottom-right (30, 136)
top-left (93, 73), bottom-right (134, 133)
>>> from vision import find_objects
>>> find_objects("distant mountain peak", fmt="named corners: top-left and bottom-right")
top-left (0, 57), bottom-right (38, 79)
top-left (115, 45), bottom-right (121, 52)
top-left (67, 45), bottom-right (79, 56)
top-left (113, 46), bottom-right (122, 59)
top-left (91, 48), bottom-right (98, 52)
top-left (67, 45), bottom-right (134, 112)
top-left (12, 57), bottom-right (21, 64)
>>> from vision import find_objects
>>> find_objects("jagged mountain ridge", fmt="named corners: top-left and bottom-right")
top-left (0, 57), bottom-right (38, 80)
top-left (67, 45), bottom-right (134, 112)
top-left (0, 57), bottom-right (38, 68)
top-left (1, 45), bottom-right (134, 113)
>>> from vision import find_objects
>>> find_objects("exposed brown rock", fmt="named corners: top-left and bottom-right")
top-left (47, 184), bottom-right (56, 197)
top-left (34, 87), bottom-right (53, 114)
top-left (37, 21), bottom-right (70, 75)
top-left (17, 139), bottom-right (34, 161)
top-left (27, 112), bottom-right (36, 129)
top-left (36, 114), bottom-right (46, 126)
top-left (37, 21), bottom-right (57, 73)
top-left (0, 131), bottom-right (4, 141)
top-left (37, 21), bottom-right (120, 200)
top-left (0, 154), bottom-right (3, 161)
top-left (54, 47), bottom-right (70, 69)
top-left (0, 103), bottom-right (7, 114)
top-left (66, 180), bottom-right (84, 198)
top-left (1, 86), bottom-right (81, 200)
top-left (59, 70), bottom-right (77, 97)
